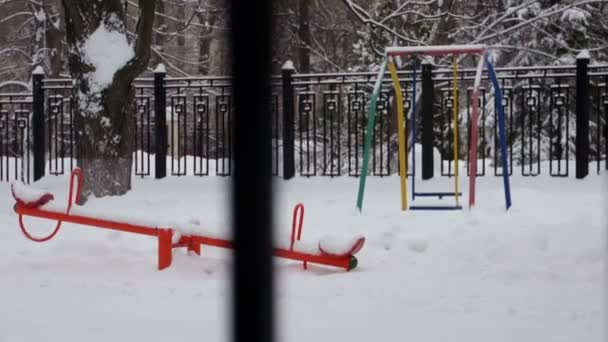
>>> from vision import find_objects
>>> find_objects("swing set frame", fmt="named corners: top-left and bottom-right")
top-left (356, 44), bottom-right (512, 212)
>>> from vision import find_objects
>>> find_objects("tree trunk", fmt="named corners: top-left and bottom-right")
top-left (151, 0), bottom-right (166, 68)
top-left (209, 27), bottom-right (230, 75)
top-left (62, 0), bottom-right (156, 202)
top-left (196, 8), bottom-right (217, 75)
top-left (42, 0), bottom-right (65, 76)
top-left (177, 2), bottom-right (186, 72)
top-left (75, 73), bottom-right (138, 199)
top-left (197, 12), bottom-right (210, 75)
top-left (46, 27), bottom-right (64, 76)
top-left (298, 0), bottom-right (311, 73)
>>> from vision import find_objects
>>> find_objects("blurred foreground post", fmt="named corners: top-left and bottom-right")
top-left (229, 1), bottom-right (274, 342)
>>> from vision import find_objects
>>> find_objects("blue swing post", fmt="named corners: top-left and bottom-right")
top-left (485, 55), bottom-right (512, 210)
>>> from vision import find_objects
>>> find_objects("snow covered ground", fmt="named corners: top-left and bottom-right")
top-left (0, 159), bottom-right (606, 342)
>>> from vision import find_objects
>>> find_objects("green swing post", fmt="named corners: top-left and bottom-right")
top-left (356, 57), bottom-right (388, 211)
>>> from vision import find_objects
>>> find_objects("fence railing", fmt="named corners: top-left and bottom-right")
top-left (0, 57), bottom-right (606, 184)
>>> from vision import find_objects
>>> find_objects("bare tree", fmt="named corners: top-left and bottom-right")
top-left (0, 0), bottom-right (66, 79)
top-left (340, 0), bottom-right (608, 67)
top-left (273, 0), bottom-right (360, 73)
top-left (126, 0), bottom-right (227, 76)
top-left (61, 0), bottom-right (156, 201)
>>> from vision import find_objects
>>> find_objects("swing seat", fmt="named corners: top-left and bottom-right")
top-left (409, 205), bottom-right (462, 210)
top-left (413, 191), bottom-right (462, 199)
top-left (11, 168), bottom-right (365, 272)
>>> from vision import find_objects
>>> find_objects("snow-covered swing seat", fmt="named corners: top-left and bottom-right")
top-left (11, 168), bottom-right (366, 271)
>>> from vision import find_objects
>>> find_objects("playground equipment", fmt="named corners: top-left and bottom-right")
top-left (11, 168), bottom-right (365, 271)
top-left (356, 44), bottom-right (512, 211)
top-left (407, 57), bottom-right (463, 210)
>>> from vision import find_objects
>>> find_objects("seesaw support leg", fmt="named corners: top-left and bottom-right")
top-left (187, 240), bottom-right (201, 255)
top-left (158, 229), bottom-right (173, 270)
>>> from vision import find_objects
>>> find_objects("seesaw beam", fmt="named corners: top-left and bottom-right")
top-left (14, 204), bottom-right (358, 271)
top-left (12, 168), bottom-right (363, 272)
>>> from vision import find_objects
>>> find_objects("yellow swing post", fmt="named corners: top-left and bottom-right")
top-left (452, 57), bottom-right (460, 206)
top-left (388, 58), bottom-right (408, 210)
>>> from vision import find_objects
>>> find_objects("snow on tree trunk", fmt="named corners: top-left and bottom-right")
top-left (62, 0), bottom-right (155, 202)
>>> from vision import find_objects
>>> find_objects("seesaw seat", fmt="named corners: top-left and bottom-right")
top-left (11, 168), bottom-right (365, 271)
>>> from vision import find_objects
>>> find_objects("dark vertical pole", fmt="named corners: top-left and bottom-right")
top-left (282, 61), bottom-right (295, 180)
top-left (230, 2), bottom-right (274, 342)
top-left (576, 53), bottom-right (590, 179)
top-left (154, 65), bottom-right (167, 179)
top-left (421, 62), bottom-right (434, 180)
top-left (32, 66), bottom-right (45, 181)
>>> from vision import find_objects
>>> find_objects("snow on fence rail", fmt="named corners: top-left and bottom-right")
top-left (0, 62), bottom-right (606, 183)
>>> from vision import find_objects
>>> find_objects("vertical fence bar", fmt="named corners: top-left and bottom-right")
top-left (421, 62), bottom-right (434, 179)
top-left (440, 86), bottom-right (447, 176)
top-left (323, 91), bottom-right (328, 175)
top-left (282, 62), bottom-right (295, 180)
top-left (193, 91), bottom-right (209, 176)
top-left (32, 66), bottom-right (45, 181)
top-left (154, 64), bottom-right (167, 179)
top-left (271, 89), bottom-right (279, 176)
top-left (605, 75), bottom-right (608, 171)
top-left (576, 53), bottom-right (590, 179)
top-left (347, 85), bottom-right (363, 176)
top-left (595, 81), bottom-right (601, 174)
top-left (1, 104), bottom-right (6, 181)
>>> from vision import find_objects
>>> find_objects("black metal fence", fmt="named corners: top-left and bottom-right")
top-left (0, 90), bottom-right (31, 182)
top-left (288, 59), bottom-right (607, 179)
top-left (121, 74), bottom-right (282, 179)
top-left (0, 58), bottom-right (606, 183)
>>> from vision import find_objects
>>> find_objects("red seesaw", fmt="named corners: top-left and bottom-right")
top-left (11, 168), bottom-right (365, 271)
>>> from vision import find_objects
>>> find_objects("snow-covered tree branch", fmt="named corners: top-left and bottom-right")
top-left (340, 0), bottom-right (608, 67)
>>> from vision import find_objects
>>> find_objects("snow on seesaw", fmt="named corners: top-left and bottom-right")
top-left (0, 159), bottom-right (605, 342)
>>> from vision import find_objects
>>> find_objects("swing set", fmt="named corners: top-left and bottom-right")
top-left (356, 45), bottom-right (512, 212)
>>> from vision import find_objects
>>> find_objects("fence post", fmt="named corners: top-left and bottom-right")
top-left (575, 51), bottom-right (590, 179)
top-left (421, 61), bottom-right (434, 180)
top-left (282, 61), bottom-right (295, 180)
top-left (32, 66), bottom-right (45, 182)
top-left (154, 64), bottom-right (167, 179)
